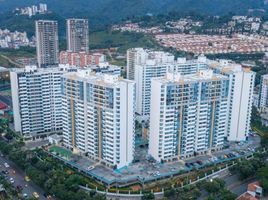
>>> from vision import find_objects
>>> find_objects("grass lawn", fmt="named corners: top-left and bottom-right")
top-left (49, 145), bottom-right (73, 159)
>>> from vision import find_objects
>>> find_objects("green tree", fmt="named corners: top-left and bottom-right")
top-left (204, 178), bottom-right (225, 194)
top-left (257, 165), bottom-right (268, 194)
top-left (142, 192), bottom-right (155, 200)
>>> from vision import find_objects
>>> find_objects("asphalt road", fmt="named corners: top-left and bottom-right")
top-left (0, 154), bottom-right (47, 200)
top-left (226, 174), bottom-right (256, 196)
top-left (197, 168), bottom-right (254, 199)
top-left (0, 95), bottom-right (12, 107)
top-left (0, 84), bottom-right (10, 91)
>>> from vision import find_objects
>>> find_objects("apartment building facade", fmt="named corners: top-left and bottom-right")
top-left (209, 60), bottom-right (255, 141)
top-left (61, 72), bottom-right (135, 168)
top-left (59, 51), bottom-right (106, 67)
top-left (35, 20), bottom-right (59, 68)
top-left (66, 18), bottom-right (89, 53)
top-left (10, 65), bottom-right (74, 139)
top-left (149, 70), bottom-right (229, 161)
top-left (259, 74), bottom-right (268, 112)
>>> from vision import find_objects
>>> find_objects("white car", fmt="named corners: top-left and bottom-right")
top-left (10, 178), bottom-right (14, 184)
top-left (4, 163), bottom-right (9, 168)
top-left (87, 166), bottom-right (95, 171)
top-left (23, 193), bottom-right (28, 198)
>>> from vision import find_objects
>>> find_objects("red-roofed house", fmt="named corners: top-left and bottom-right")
top-left (236, 181), bottom-right (263, 200)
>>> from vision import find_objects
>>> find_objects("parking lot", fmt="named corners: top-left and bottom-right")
top-left (48, 133), bottom-right (261, 187)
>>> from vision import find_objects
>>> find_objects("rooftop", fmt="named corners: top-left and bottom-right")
top-left (63, 71), bottom-right (134, 86)
top-left (236, 192), bottom-right (258, 200)
top-left (208, 60), bottom-right (254, 74)
top-left (154, 70), bottom-right (228, 84)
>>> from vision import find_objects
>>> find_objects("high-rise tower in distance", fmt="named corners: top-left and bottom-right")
top-left (66, 18), bottom-right (89, 53)
top-left (35, 20), bottom-right (59, 68)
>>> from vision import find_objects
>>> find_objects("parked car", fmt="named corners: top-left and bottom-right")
top-left (25, 176), bottom-right (30, 182)
top-left (87, 166), bottom-right (95, 171)
top-left (196, 160), bottom-right (203, 165)
top-left (32, 192), bottom-right (39, 199)
top-left (9, 177), bottom-right (14, 184)
top-left (185, 163), bottom-right (191, 168)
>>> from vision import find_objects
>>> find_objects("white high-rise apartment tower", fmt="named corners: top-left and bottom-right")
top-left (133, 50), bottom-right (174, 120)
top-left (128, 48), bottom-right (208, 120)
top-left (259, 74), bottom-right (268, 112)
top-left (35, 20), bottom-right (59, 68)
top-left (66, 19), bottom-right (89, 53)
top-left (10, 65), bottom-right (74, 139)
top-left (61, 72), bottom-right (135, 168)
top-left (126, 48), bottom-right (149, 80)
top-left (209, 60), bottom-right (255, 141)
top-left (149, 70), bottom-right (229, 161)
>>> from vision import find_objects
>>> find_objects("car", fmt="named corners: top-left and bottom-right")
top-left (25, 176), bottom-right (30, 182)
top-left (23, 193), bottom-right (28, 198)
top-left (133, 159), bottom-right (140, 163)
top-left (185, 163), bottom-right (191, 168)
top-left (32, 192), bottom-right (39, 199)
top-left (171, 168), bottom-right (176, 172)
top-left (4, 163), bottom-right (9, 168)
top-left (196, 160), bottom-right (203, 165)
top-left (229, 153), bottom-right (235, 157)
top-left (1, 170), bottom-right (8, 174)
top-left (87, 166), bottom-right (95, 171)
top-left (10, 177), bottom-right (14, 184)
top-left (16, 185), bottom-right (23, 192)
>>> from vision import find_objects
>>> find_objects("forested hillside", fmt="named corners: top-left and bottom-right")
top-left (0, 0), bottom-right (267, 26)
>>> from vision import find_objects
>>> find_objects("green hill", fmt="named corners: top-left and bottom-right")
top-left (0, 0), bottom-right (267, 27)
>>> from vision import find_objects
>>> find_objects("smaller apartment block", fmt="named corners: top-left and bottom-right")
top-left (59, 51), bottom-right (106, 67)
